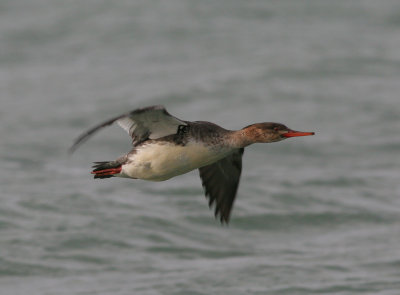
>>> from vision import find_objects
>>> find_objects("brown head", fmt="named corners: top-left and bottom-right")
top-left (238, 122), bottom-right (314, 146)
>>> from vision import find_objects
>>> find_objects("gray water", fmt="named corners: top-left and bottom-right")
top-left (1, 0), bottom-right (400, 294)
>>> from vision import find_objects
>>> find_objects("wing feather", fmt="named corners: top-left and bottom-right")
top-left (69, 105), bottom-right (187, 153)
top-left (198, 148), bottom-right (244, 223)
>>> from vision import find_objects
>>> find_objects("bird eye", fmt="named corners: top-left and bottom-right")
top-left (274, 127), bottom-right (279, 131)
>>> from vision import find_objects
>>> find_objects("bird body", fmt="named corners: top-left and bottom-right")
top-left (120, 137), bottom-right (233, 181)
top-left (70, 105), bottom-right (314, 223)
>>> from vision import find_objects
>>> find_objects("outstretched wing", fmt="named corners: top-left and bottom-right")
top-left (198, 148), bottom-right (244, 224)
top-left (69, 105), bottom-right (187, 153)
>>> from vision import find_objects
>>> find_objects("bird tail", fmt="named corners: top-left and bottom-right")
top-left (91, 161), bottom-right (122, 179)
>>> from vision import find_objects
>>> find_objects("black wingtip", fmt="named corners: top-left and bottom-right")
top-left (68, 113), bottom-right (128, 155)
top-left (219, 217), bottom-right (230, 225)
top-left (217, 212), bottom-right (230, 225)
top-left (68, 131), bottom-right (92, 155)
top-left (68, 144), bottom-right (78, 155)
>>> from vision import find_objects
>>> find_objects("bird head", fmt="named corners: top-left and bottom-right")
top-left (242, 122), bottom-right (315, 144)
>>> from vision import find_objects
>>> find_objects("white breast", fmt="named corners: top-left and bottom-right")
top-left (121, 141), bottom-right (232, 181)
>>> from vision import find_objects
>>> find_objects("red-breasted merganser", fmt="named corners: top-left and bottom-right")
top-left (70, 105), bottom-right (314, 223)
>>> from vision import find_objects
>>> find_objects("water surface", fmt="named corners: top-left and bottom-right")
top-left (1, 1), bottom-right (400, 294)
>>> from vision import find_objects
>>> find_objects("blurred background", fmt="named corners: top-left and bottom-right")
top-left (1, 0), bottom-right (400, 294)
